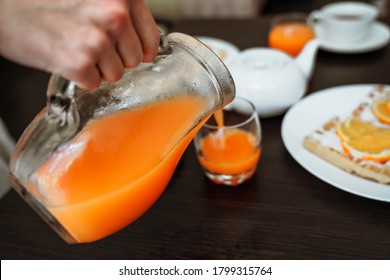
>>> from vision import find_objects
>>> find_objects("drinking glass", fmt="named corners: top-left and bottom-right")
top-left (194, 98), bottom-right (261, 186)
top-left (268, 13), bottom-right (316, 56)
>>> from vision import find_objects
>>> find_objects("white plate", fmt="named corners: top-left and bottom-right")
top-left (196, 36), bottom-right (240, 65)
top-left (315, 21), bottom-right (390, 54)
top-left (281, 84), bottom-right (390, 202)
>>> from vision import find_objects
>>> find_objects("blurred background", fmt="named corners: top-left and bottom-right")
top-left (145, 0), bottom-right (390, 21)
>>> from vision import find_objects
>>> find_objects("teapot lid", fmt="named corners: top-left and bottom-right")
top-left (229, 48), bottom-right (292, 72)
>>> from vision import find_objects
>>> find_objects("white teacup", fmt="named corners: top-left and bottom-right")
top-left (309, 1), bottom-right (379, 43)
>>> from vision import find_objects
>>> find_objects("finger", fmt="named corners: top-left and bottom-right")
top-left (85, 1), bottom-right (144, 68)
top-left (116, 20), bottom-right (143, 68)
top-left (53, 49), bottom-right (102, 90)
top-left (70, 66), bottom-right (102, 90)
top-left (129, 0), bottom-right (160, 62)
top-left (97, 44), bottom-right (125, 83)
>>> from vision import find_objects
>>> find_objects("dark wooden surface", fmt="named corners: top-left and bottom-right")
top-left (1, 17), bottom-right (390, 260)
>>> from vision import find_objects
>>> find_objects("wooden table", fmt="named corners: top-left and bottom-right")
top-left (1, 17), bottom-right (390, 259)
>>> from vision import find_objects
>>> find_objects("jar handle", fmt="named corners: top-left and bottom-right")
top-left (46, 75), bottom-right (79, 128)
top-left (158, 30), bottom-right (171, 55)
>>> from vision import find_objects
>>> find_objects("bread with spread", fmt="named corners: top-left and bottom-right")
top-left (303, 85), bottom-right (390, 184)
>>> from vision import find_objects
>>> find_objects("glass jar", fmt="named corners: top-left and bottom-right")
top-left (9, 32), bottom-right (235, 243)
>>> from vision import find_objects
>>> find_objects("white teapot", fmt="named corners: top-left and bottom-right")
top-left (227, 39), bottom-right (319, 117)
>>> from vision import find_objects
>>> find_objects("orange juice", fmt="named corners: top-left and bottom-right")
top-left (213, 109), bottom-right (225, 127)
top-left (29, 95), bottom-right (209, 243)
top-left (268, 22), bottom-right (315, 56)
top-left (198, 128), bottom-right (261, 176)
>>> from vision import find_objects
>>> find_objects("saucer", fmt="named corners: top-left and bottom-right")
top-left (196, 36), bottom-right (240, 65)
top-left (314, 21), bottom-right (390, 54)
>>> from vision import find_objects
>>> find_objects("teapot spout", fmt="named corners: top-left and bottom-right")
top-left (295, 38), bottom-right (320, 80)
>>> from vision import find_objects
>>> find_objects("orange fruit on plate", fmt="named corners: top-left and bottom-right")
top-left (336, 118), bottom-right (390, 163)
top-left (372, 98), bottom-right (390, 124)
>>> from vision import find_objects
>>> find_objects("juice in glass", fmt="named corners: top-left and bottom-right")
top-left (194, 98), bottom-right (261, 186)
top-left (268, 13), bottom-right (315, 56)
top-left (198, 128), bottom-right (261, 176)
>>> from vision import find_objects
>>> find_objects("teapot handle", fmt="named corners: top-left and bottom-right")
top-left (307, 10), bottom-right (321, 28)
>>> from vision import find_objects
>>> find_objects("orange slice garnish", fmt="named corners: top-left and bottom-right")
top-left (372, 98), bottom-right (390, 124)
top-left (336, 118), bottom-right (378, 142)
top-left (336, 118), bottom-right (390, 163)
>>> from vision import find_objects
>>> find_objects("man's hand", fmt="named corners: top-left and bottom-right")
top-left (0, 0), bottom-right (160, 89)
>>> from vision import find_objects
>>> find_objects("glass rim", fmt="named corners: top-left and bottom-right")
top-left (203, 97), bottom-right (258, 130)
top-left (271, 12), bottom-right (309, 21)
top-left (270, 12), bottom-right (310, 27)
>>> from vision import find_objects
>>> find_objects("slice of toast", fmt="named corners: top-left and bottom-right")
top-left (303, 85), bottom-right (390, 184)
